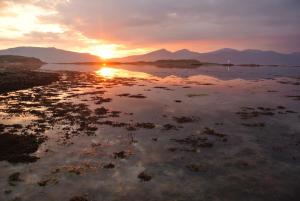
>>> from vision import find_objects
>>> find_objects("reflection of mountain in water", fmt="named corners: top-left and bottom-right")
top-left (42, 64), bottom-right (300, 81)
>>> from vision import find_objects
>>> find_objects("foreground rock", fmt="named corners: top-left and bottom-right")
top-left (0, 133), bottom-right (44, 163)
top-left (0, 71), bottom-right (59, 94)
top-left (0, 55), bottom-right (44, 71)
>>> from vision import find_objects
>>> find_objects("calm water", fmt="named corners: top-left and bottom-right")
top-left (41, 63), bottom-right (300, 80)
top-left (1, 64), bottom-right (300, 201)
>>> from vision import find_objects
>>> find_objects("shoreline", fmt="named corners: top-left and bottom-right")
top-left (0, 70), bottom-right (59, 94)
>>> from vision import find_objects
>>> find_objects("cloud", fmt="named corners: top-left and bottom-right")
top-left (48, 0), bottom-right (300, 52)
top-left (0, 0), bottom-right (300, 53)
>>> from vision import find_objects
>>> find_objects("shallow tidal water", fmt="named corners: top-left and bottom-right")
top-left (1, 65), bottom-right (300, 201)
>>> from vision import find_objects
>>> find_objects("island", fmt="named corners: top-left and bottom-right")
top-left (0, 55), bottom-right (59, 94)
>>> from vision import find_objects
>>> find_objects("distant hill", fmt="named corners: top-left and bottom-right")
top-left (114, 48), bottom-right (300, 66)
top-left (0, 47), bottom-right (100, 63)
top-left (0, 55), bottom-right (44, 71)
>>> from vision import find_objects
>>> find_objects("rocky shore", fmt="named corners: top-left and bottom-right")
top-left (0, 71), bottom-right (59, 94)
top-left (0, 55), bottom-right (59, 94)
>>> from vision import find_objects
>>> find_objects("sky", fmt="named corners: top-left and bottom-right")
top-left (0, 0), bottom-right (299, 58)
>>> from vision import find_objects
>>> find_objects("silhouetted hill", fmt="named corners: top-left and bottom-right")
top-left (118, 49), bottom-right (174, 62)
top-left (114, 48), bottom-right (300, 66)
top-left (0, 47), bottom-right (100, 63)
top-left (0, 55), bottom-right (44, 70)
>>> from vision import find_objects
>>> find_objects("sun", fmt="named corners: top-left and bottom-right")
top-left (87, 45), bottom-right (120, 60)
top-left (94, 49), bottom-right (116, 59)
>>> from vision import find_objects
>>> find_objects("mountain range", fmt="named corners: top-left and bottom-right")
top-left (0, 46), bottom-right (299, 66)
top-left (0, 47), bottom-right (100, 63)
top-left (114, 48), bottom-right (300, 66)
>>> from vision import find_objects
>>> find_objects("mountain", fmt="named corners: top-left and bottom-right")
top-left (0, 47), bottom-right (100, 63)
top-left (118, 49), bottom-right (174, 62)
top-left (114, 48), bottom-right (300, 66)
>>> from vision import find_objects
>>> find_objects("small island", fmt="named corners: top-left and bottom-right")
top-left (0, 55), bottom-right (59, 94)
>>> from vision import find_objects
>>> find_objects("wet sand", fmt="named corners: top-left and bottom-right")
top-left (0, 65), bottom-right (299, 201)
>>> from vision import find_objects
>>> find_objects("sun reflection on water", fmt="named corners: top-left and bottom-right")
top-left (95, 67), bottom-right (151, 79)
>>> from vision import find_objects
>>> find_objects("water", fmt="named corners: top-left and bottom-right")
top-left (41, 63), bottom-right (300, 80)
top-left (1, 64), bottom-right (300, 201)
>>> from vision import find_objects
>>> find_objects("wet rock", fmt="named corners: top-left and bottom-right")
top-left (37, 178), bottom-right (58, 187)
top-left (63, 165), bottom-right (85, 175)
top-left (118, 93), bottom-right (146, 98)
top-left (0, 71), bottom-right (59, 94)
top-left (187, 93), bottom-right (208, 98)
top-left (94, 97), bottom-right (112, 105)
top-left (203, 127), bottom-right (226, 138)
top-left (237, 107), bottom-right (276, 119)
top-left (94, 107), bottom-right (109, 116)
top-left (186, 164), bottom-right (203, 172)
top-left (69, 196), bottom-right (89, 201)
top-left (173, 116), bottom-right (197, 124)
top-left (129, 94), bottom-right (147, 99)
top-left (136, 122), bottom-right (155, 129)
top-left (4, 189), bottom-right (12, 194)
top-left (278, 80), bottom-right (300, 85)
top-left (171, 135), bottom-right (213, 151)
top-left (110, 111), bottom-right (122, 117)
top-left (242, 123), bottom-right (265, 128)
top-left (286, 95), bottom-right (300, 101)
top-left (8, 172), bottom-right (22, 186)
top-left (0, 133), bottom-right (44, 163)
top-left (98, 120), bottom-right (128, 128)
top-left (87, 126), bottom-right (98, 132)
top-left (286, 110), bottom-right (297, 114)
top-left (126, 126), bottom-right (137, 131)
top-left (117, 93), bottom-right (130, 97)
top-left (235, 160), bottom-right (253, 168)
top-left (103, 163), bottom-right (115, 169)
top-left (170, 127), bottom-right (227, 152)
top-left (154, 86), bottom-right (172, 91)
top-left (114, 151), bottom-right (127, 159)
top-left (162, 124), bottom-right (177, 131)
top-left (138, 172), bottom-right (152, 182)
top-left (168, 147), bottom-right (178, 152)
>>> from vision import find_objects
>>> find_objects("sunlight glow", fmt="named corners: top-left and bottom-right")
top-left (96, 67), bottom-right (150, 79)
top-left (98, 67), bottom-right (116, 77)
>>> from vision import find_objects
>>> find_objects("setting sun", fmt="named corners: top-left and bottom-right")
top-left (93, 48), bottom-right (116, 59)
